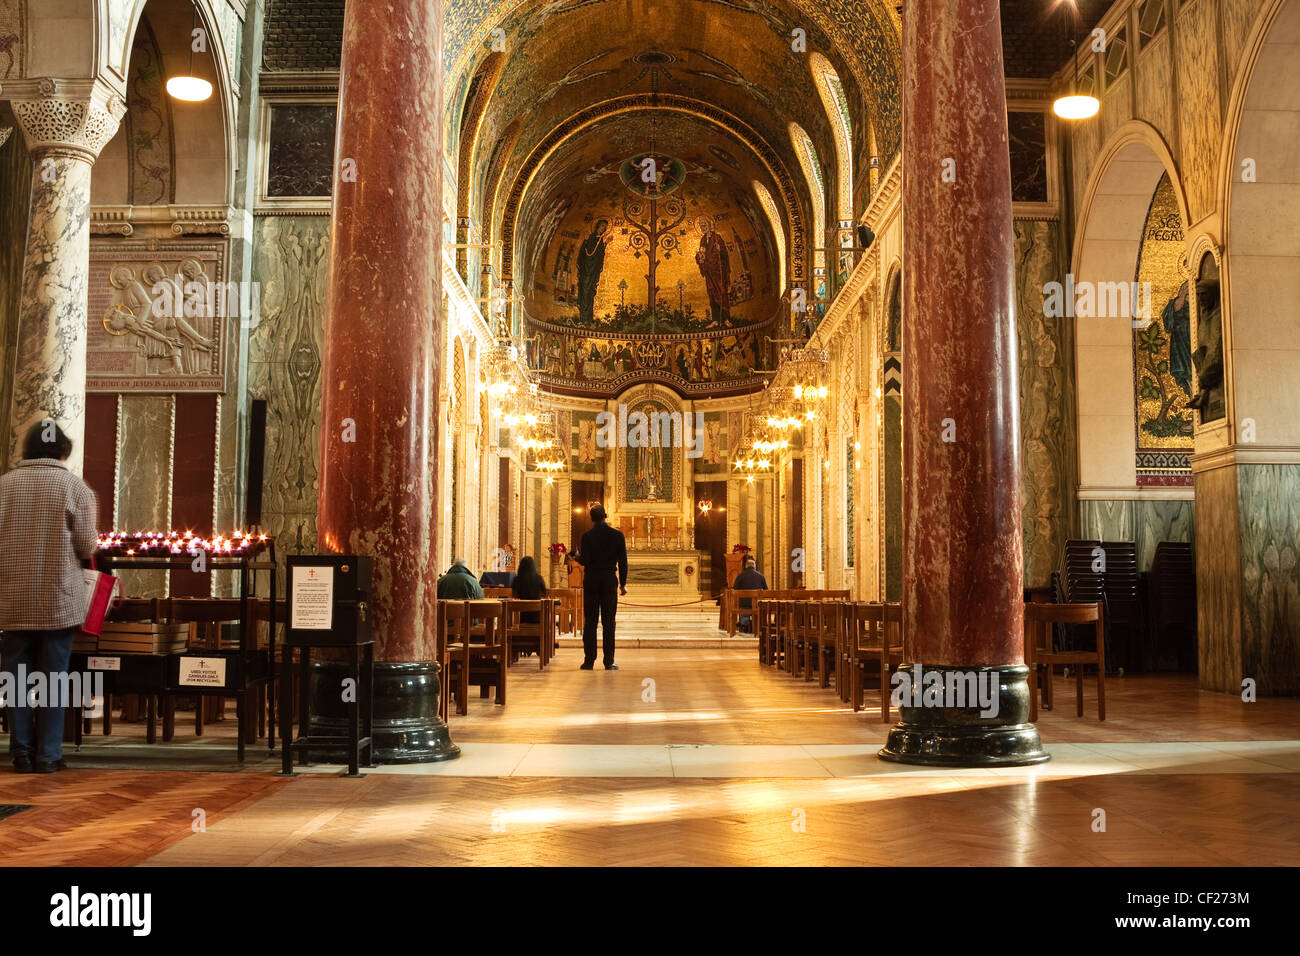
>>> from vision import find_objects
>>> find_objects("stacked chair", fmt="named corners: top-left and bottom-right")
top-left (1147, 541), bottom-right (1197, 671)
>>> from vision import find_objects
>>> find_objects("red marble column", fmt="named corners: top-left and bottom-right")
top-left (883, 1), bottom-right (1043, 765)
top-left (318, 0), bottom-right (442, 664)
top-left (902, 0), bottom-right (1023, 665)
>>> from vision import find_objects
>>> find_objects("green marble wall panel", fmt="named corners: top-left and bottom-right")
top-left (1195, 466), bottom-right (1243, 692)
top-left (116, 395), bottom-right (173, 597)
top-left (1078, 497), bottom-right (1194, 571)
top-left (0, 124), bottom-right (31, 446)
top-left (1237, 464), bottom-right (1300, 694)
top-left (1016, 219), bottom-right (1076, 588)
top-left (248, 216), bottom-right (329, 576)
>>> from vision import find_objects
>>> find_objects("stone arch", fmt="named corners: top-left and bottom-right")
top-left (1071, 121), bottom-right (1190, 492)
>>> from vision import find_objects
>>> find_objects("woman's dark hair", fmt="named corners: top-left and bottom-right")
top-left (517, 556), bottom-right (543, 585)
top-left (23, 419), bottom-right (73, 461)
top-left (513, 556), bottom-right (547, 598)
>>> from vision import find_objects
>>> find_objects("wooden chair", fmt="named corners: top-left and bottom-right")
top-left (848, 602), bottom-right (906, 720)
top-left (802, 601), bottom-right (824, 683)
top-left (445, 600), bottom-right (508, 714)
top-left (436, 600), bottom-right (469, 721)
top-left (483, 587), bottom-right (512, 599)
top-left (757, 598), bottom-right (780, 665)
top-left (505, 598), bottom-right (554, 669)
top-left (773, 600), bottom-right (793, 671)
top-left (1025, 601), bottom-right (1106, 721)
top-left (788, 600), bottom-right (812, 679)
top-left (813, 601), bottom-right (843, 690)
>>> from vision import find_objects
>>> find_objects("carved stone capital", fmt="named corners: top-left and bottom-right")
top-left (9, 78), bottom-right (127, 164)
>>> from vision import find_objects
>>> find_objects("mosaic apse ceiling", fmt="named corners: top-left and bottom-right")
top-left (517, 111), bottom-right (785, 334)
top-left (446, 0), bottom-right (903, 396)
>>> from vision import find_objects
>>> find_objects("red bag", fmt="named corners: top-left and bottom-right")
top-left (81, 558), bottom-right (120, 636)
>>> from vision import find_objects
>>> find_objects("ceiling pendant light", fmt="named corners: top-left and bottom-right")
top-left (1052, 28), bottom-right (1098, 120)
top-left (167, 10), bottom-right (214, 102)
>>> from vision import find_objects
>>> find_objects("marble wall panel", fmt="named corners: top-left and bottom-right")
top-left (247, 216), bottom-right (330, 572)
top-left (1135, 32), bottom-right (1175, 146)
top-left (116, 395), bottom-right (174, 597)
top-left (1176, 0), bottom-right (1224, 223)
top-left (1196, 465), bottom-right (1243, 691)
top-left (1237, 464), bottom-right (1300, 694)
top-left (0, 122), bottom-right (31, 444)
top-left (1222, 0), bottom-right (1270, 84)
top-left (1100, 73), bottom-right (1134, 147)
top-left (1016, 219), bottom-right (1076, 587)
top-left (1078, 497), bottom-right (1194, 571)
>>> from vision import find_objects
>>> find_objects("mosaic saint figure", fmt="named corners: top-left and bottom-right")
top-left (577, 219), bottom-right (610, 324)
top-left (1162, 281), bottom-right (1192, 397)
top-left (694, 215), bottom-right (731, 323)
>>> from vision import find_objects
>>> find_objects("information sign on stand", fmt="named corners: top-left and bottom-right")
top-left (282, 555), bottom-right (375, 777)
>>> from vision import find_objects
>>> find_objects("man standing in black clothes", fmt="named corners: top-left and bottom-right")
top-left (572, 505), bottom-right (627, 670)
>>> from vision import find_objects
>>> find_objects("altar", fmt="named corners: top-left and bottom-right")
top-left (626, 549), bottom-right (707, 604)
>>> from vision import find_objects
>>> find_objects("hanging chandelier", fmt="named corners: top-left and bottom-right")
top-left (521, 410), bottom-right (566, 474)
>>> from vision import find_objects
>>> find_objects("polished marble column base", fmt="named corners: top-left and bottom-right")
top-left (308, 660), bottom-right (460, 763)
top-left (878, 664), bottom-right (1049, 767)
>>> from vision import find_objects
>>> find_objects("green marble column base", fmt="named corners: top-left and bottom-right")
top-left (308, 660), bottom-right (460, 763)
top-left (878, 664), bottom-right (1050, 767)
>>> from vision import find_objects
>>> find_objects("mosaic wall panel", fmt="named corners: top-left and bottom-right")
top-left (247, 216), bottom-right (330, 565)
top-left (1175, 0), bottom-right (1223, 224)
top-left (692, 410), bottom-right (730, 477)
top-left (1132, 173), bottom-right (1193, 483)
top-left (1014, 219), bottom-right (1076, 587)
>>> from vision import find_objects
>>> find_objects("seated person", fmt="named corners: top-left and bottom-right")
top-left (732, 555), bottom-right (768, 632)
top-left (437, 557), bottom-right (484, 599)
top-left (510, 556), bottom-right (548, 624)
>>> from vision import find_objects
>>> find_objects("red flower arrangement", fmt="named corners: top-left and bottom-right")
top-left (731, 544), bottom-right (752, 554)
top-left (547, 542), bottom-right (568, 557)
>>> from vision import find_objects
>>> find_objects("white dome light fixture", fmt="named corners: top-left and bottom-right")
top-left (1053, 23), bottom-right (1098, 121)
top-left (167, 10), bottom-right (214, 103)
top-left (166, 75), bottom-right (213, 102)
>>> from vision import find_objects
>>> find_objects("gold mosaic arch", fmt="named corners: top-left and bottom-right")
top-left (455, 52), bottom-right (506, 276)
top-left (496, 94), bottom-right (807, 304)
top-left (445, 0), bottom-right (902, 159)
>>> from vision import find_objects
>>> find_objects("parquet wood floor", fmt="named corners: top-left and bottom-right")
top-left (0, 771), bottom-right (285, 866)
top-left (3, 649), bottom-right (1297, 867)
top-left (140, 772), bottom-right (1300, 867)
